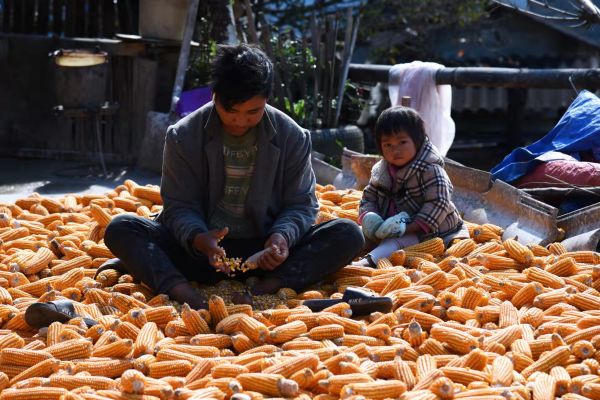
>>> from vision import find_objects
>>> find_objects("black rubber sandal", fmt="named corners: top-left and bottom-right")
top-left (24, 299), bottom-right (98, 329)
top-left (302, 287), bottom-right (393, 315)
top-left (93, 258), bottom-right (128, 280)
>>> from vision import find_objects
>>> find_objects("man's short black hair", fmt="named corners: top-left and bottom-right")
top-left (210, 44), bottom-right (274, 110)
top-left (374, 106), bottom-right (427, 153)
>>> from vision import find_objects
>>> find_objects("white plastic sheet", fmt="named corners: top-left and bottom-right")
top-left (389, 61), bottom-right (455, 156)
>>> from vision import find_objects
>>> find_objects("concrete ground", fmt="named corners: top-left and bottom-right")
top-left (0, 157), bottom-right (161, 203)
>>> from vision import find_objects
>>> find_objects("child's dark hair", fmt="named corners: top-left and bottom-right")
top-left (374, 106), bottom-right (427, 153)
top-left (210, 44), bottom-right (274, 111)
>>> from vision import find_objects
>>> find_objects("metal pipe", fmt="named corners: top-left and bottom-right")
top-left (348, 63), bottom-right (600, 89)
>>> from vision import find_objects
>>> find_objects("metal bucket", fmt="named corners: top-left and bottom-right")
top-left (51, 49), bottom-right (109, 109)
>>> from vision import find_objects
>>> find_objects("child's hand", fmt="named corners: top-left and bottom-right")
top-left (361, 212), bottom-right (384, 241)
top-left (375, 212), bottom-right (411, 239)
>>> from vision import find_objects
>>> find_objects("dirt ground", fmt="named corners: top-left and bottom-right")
top-left (0, 157), bottom-right (161, 203)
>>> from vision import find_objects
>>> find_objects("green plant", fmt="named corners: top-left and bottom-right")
top-left (266, 29), bottom-right (363, 130)
top-left (185, 33), bottom-right (217, 90)
top-left (267, 33), bottom-right (321, 129)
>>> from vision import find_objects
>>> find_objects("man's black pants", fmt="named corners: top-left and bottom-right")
top-left (103, 214), bottom-right (364, 294)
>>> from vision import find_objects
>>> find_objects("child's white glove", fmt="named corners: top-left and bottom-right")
top-left (375, 212), bottom-right (411, 239)
top-left (361, 212), bottom-right (384, 242)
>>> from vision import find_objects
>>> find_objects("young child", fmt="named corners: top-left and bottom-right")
top-left (355, 106), bottom-right (468, 267)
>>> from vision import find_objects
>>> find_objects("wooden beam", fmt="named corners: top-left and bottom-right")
top-left (0, 33), bottom-right (182, 57)
top-left (348, 64), bottom-right (600, 90)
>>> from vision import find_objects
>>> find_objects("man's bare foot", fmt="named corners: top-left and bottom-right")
top-left (167, 282), bottom-right (208, 310)
top-left (231, 290), bottom-right (253, 306)
top-left (250, 277), bottom-right (284, 295)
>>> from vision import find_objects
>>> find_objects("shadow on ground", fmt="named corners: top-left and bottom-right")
top-left (0, 157), bottom-right (161, 202)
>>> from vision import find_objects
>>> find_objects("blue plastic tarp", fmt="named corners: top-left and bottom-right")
top-left (491, 90), bottom-right (600, 183)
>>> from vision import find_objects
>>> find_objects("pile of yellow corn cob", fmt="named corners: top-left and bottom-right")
top-left (0, 181), bottom-right (599, 399)
top-left (315, 185), bottom-right (362, 225)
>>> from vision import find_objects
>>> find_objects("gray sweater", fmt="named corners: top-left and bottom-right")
top-left (157, 102), bottom-right (318, 255)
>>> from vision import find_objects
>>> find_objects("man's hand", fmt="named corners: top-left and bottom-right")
top-left (193, 227), bottom-right (229, 272)
top-left (244, 233), bottom-right (289, 272)
top-left (262, 233), bottom-right (289, 270)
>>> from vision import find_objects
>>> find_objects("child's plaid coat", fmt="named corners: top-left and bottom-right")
top-left (359, 138), bottom-right (463, 240)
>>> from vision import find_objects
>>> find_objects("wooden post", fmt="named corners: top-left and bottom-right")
top-left (169, 0), bottom-right (200, 116)
top-left (111, 56), bottom-right (133, 157)
top-left (243, 0), bottom-right (258, 43)
top-left (64, 0), bottom-right (79, 37)
top-left (52, 0), bottom-right (65, 36)
top-left (1, 0), bottom-right (12, 33)
top-left (11, 0), bottom-right (25, 33)
top-left (117, 0), bottom-right (137, 35)
top-left (88, 0), bottom-right (100, 37)
top-left (334, 7), bottom-right (360, 128)
top-left (35, 0), bottom-right (50, 35)
top-left (22, 1), bottom-right (35, 34)
top-left (101, 0), bottom-right (116, 38)
top-left (131, 57), bottom-right (158, 159)
top-left (231, 1), bottom-right (247, 43)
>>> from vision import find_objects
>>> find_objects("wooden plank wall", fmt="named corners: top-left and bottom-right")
top-left (0, 0), bottom-right (138, 37)
top-left (0, 0), bottom-right (167, 163)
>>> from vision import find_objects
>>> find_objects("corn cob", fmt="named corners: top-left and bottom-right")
top-left (148, 360), bottom-right (192, 378)
top-left (320, 301), bottom-right (352, 318)
top-left (404, 238), bottom-right (445, 257)
top-left (340, 380), bottom-right (407, 399)
top-left (0, 387), bottom-right (69, 400)
top-left (428, 377), bottom-right (455, 400)
top-left (0, 348), bottom-right (53, 366)
top-left (117, 368), bottom-right (145, 395)
top-left (187, 333), bottom-right (231, 349)
top-left (7, 358), bottom-right (60, 387)
top-left (155, 347), bottom-right (206, 365)
top-left (521, 345), bottom-right (571, 378)
top-left (269, 320), bottom-right (307, 343)
top-left (132, 185), bottom-right (162, 205)
top-left (560, 251), bottom-right (600, 264)
top-left (445, 239), bottom-right (477, 258)
top-left (461, 348), bottom-right (488, 370)
top-left (503, 238), bottom-right (534, 265)
top-left (132, 321), bottom-right (159, 356)
top-left (473, 225), bottom-right (502, 243)
top-left (529, 372), bottom-right (556, 400)
top-left (229, 332), bottom-right (256, 353)
top-left (179, 303), bottom-right (210, 335)
top-left (237, 373), bottom-right (299, 397)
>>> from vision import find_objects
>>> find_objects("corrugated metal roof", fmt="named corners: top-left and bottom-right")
top-left (451, 55), bottom-right (600, 112)
top-left (452, 85), bottom-right (576, 112)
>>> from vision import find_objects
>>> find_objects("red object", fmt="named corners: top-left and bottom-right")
top-left (515, 160), bottom-right (600, 189)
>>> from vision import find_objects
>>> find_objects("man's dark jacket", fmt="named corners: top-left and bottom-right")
top-left (157, 102), bottom-right (318, 255)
